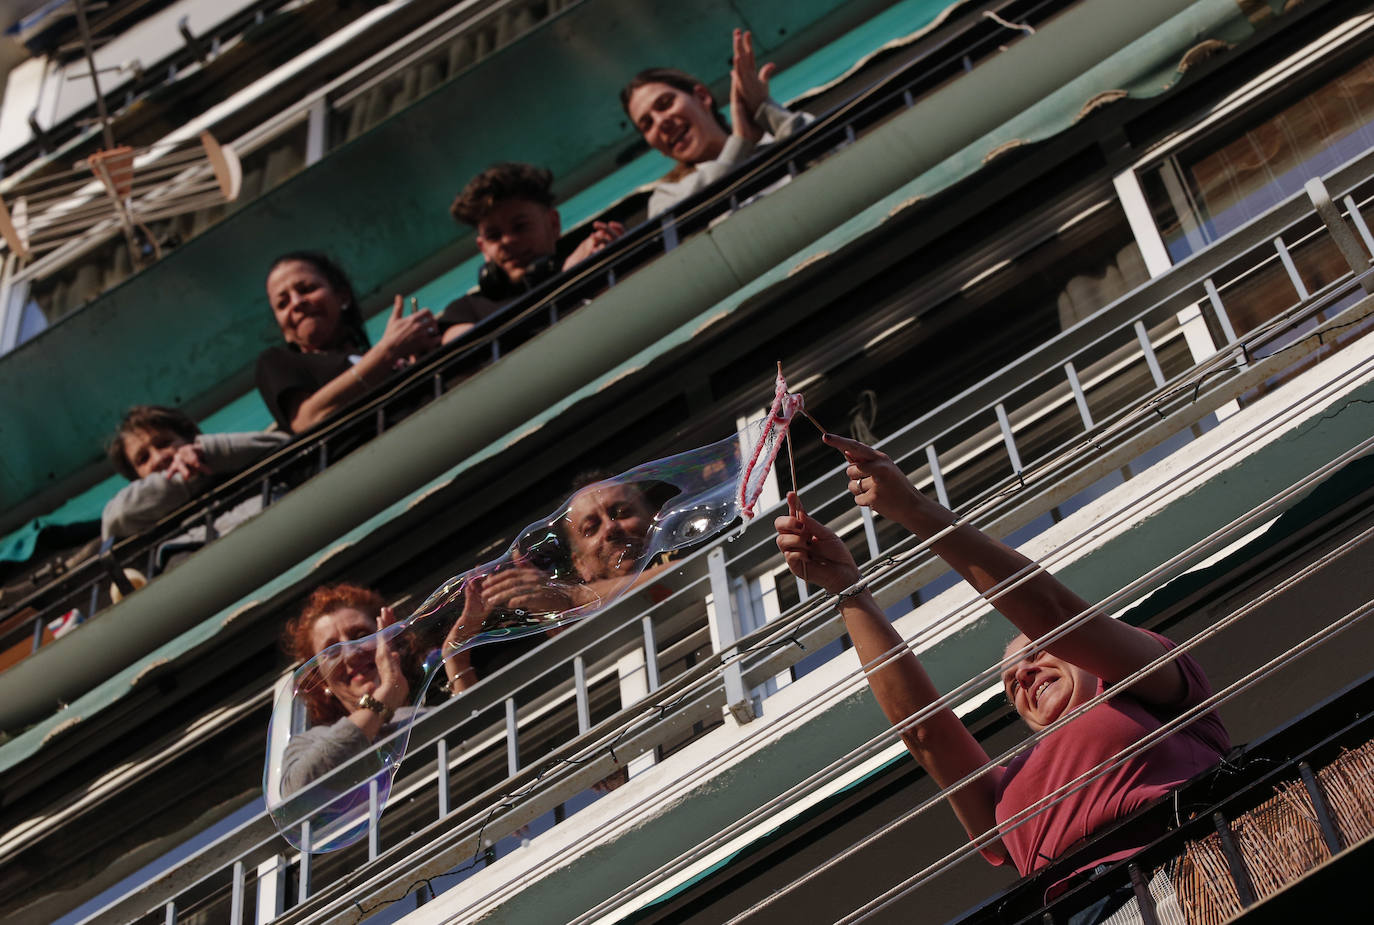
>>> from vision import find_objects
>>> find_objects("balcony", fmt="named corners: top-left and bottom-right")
top-left (50, 124), bottom-right (1374, 925)
top-left (1, 2), bottom-right (1370, 923)
top-left (1, 0), bottom-right (1321, 693)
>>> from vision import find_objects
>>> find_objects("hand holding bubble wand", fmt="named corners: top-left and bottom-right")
top-left (742, 362), bottom-right (830, 579)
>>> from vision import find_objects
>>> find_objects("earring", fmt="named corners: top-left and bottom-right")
top-left (324, 687), bottom-right (332, 696)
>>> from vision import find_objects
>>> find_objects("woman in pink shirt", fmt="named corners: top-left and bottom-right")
top-left (774, 435), bottom-right (1228, 918)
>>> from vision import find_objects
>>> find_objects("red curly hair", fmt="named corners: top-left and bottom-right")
top-left (283, 584), bottom-right (385, 726)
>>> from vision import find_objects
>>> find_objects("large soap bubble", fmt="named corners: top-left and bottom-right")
top-left (264, 388), bottom-right (802, 852)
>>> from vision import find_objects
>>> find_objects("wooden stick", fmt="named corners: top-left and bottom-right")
top-left (800, 408), bottom-right (828, 436)
top-left (784, 427), bottom-right (807, 587)
top-left (776, 360), bottom-right (828, 436)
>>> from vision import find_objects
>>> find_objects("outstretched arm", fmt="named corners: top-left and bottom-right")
top-left (826, 434), bottom-right (1185, 705)
top-left (775, 494), bottom-right (1006, 859)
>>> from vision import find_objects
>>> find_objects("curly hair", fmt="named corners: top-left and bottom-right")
top-left (282, 584), bottom-right (386, 726)
top-left (106, 405), bottom-right (201, 480)
top-left (450, 162), bottom-right (556, 226)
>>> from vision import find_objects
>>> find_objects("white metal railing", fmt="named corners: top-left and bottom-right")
top-left (76, 139), bottom-right (1374, 925)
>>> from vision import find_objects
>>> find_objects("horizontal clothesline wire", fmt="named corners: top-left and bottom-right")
top-left (552, 283), bottom-right (1374, 918)
top-left (442, 278), bottom-right (1374, 915)
top-left (24, 173), bottom-right (225, 220)
top-left (132, 187), bottom-right (1374, 924)
top-left (841, 590), bottom-right (1374, 924)
top-left (733, 476), bottom-right (1374, 925)
top-left (22, 194), bottom-right (225, 239)
top-left (264, 184), bottom-right (1374, 920)
top-left (470, 317), bottom-right (1374, 922)
top-left (208, 318), bottom-right (1368, 923)
top-left (120, 259), bottom-right (1374, 923)
top-left (16, 167), bottom-right (218, 219)
top-left (270, 428), bottom-right (1374, 923)
top-left (559, 367), bottom-right (1374, 925)
top-left (6, 146), bottom-right (211, 199)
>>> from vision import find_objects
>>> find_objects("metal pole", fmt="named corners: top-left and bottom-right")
top-left (505, 697), bottom-right (520, 776)
top-left (707, 547), bottom-right (754, 724)
top-left (1307, 178), bottom-right (1374, 293)
top-left (72, 0), bottom-right (116, 150)
top-left (574, 655), bottom-right (591, 734)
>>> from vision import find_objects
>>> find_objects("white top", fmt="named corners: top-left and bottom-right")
top-left (646, 99), bottom-right (815, 218)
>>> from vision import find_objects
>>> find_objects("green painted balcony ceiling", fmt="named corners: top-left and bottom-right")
top-left (0, 0), bottom-right (901, 518)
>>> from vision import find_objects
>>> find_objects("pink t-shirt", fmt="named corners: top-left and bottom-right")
top-left (988, 632), bottom-right (1229, 888)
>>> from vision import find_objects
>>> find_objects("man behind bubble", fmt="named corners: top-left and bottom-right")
top-left (450, 476), bottom-right (678, 663)
top-left (565, 477), bottom-right (658, 583)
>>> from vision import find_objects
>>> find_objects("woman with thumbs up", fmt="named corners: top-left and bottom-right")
top-left (257, 251), bottom-right (443, 433)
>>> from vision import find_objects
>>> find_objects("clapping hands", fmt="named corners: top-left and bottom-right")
top-left (371, 606), bottom-right (410, 713)
top-left (730, 28), bottom-right (778, 143)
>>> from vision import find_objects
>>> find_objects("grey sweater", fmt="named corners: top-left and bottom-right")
top-left (101, 431), bottom-right (290, 540)
top-left (279, 707), bottom-right (419, 797)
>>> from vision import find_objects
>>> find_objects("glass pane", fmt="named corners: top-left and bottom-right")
top-left (1146, 57), bottom-right (1374, 260)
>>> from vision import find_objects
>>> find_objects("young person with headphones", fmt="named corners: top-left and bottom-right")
top-left (440, 163), bottom-right (624, 344)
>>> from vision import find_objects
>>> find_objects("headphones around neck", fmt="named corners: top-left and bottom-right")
top-left (477, 254), bottom-right (561, 301)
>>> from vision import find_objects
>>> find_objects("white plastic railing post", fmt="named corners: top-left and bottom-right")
top-left (707, 547), bottom-right (754, 724)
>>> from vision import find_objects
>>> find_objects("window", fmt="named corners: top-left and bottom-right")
top-left (1143, 56), bottom-right (1374, 262)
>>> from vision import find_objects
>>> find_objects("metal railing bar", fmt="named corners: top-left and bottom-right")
top-left (505, 698), bottom-right (520, 778)
top-left (298, 821), bottom-right (311, 903)
top-left (642, 617), bottom-right (661, 695)
top-left (230, 860), bottom-right (245, 925)
top-left (574, 656), bottom-right (591, 735)
top-left (926, 445), bottom-right (952, 510)
top-left (1064, 361), bottom-right (1094, 430)
top-left (1134, 320), bottom-right (1167, 389)
top-left (436, 739), bottom-right (450, 819)
top-left (1274, 235), bottom-right (1310, 300)
top-left (368, 778), bottom-right (380, 862)
top-left (860, 507), bottom-right (882, 562)
top-left (1306, 177), bottom-right (1374, 292)
top-left (1342, 194), bottom-right (1374, 255)
top-left (994, 403), bottom-right (1024, 479)
top-left (707, 547), bottom-right (751, 725)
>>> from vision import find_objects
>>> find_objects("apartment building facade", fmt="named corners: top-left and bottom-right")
top-left (1, 0), bottom-right (1372, 923)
